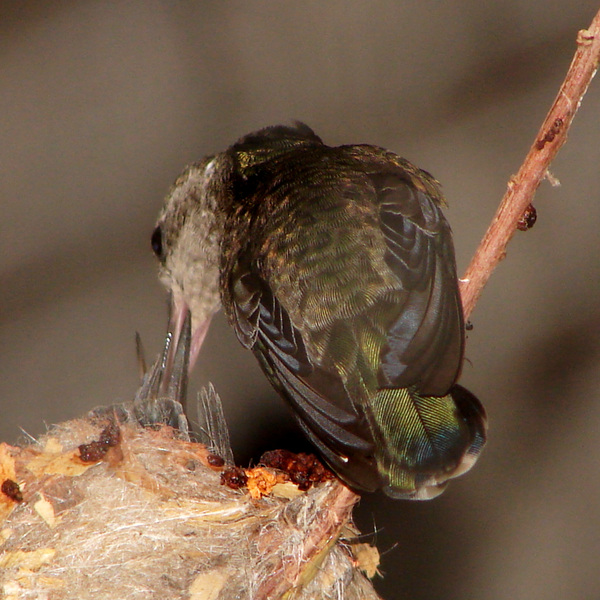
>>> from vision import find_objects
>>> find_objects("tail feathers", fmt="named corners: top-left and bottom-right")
top-left (371, 384), bottom-right (487, 500)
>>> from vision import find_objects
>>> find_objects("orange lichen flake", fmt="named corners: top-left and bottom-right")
top-left (245, 467), bottom-right (279, 499)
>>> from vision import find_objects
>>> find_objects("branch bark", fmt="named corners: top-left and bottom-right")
top-left (459, 8), bottom-right (600, 320)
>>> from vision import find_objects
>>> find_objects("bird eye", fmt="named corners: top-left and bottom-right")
top-left (151, 225), bottom-right (164, 259)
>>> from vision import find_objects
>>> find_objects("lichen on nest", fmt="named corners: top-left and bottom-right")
top-left (0, 401), bottom-right (380, 600)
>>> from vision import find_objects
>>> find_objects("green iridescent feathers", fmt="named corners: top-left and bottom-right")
top-left (218, 124), bottom-right (486, 499)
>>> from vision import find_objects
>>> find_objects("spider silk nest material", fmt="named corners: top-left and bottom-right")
top-left (0, 388), bottom-right (381, 600)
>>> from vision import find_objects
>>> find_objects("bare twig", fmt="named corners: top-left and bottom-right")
top-left (460, 8), bottom-right (600, 320)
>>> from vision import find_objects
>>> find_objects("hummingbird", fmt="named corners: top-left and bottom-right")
top-left (151, 123), bottom-right (486, 500)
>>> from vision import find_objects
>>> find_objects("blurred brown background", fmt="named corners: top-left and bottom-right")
top-left (2, 2), bottom-right (600, 599)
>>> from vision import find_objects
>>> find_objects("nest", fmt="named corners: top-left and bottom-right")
top-left (0, 398), bottom-right (381, 599)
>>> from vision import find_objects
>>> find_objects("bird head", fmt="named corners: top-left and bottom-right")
top-left (151, 154), bottom-right (229, 375)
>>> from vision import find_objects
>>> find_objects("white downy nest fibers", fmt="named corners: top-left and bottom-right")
top-left (0, 390), bottom-right (381, 600)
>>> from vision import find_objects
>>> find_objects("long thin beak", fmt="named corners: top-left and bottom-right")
top-left (158, 302), bottom-right (192, 405)
top-left (141, 306), bottom-right (191, 403)
top-left (133, 297), bottom-right (213, 430)
top-left (167, 296), bottom-right (213, 378)
top-left (132, 306), bottom-right (192, 432)
top-left (156, 296), bottom-right (213, 409)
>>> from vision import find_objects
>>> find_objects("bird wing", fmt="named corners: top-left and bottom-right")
top-left (226, 260), bottom-right (381, 492)
top-left (222, 145), bottom-right (468, 493)
top-left (371, 168), bottom-right (464, 395)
